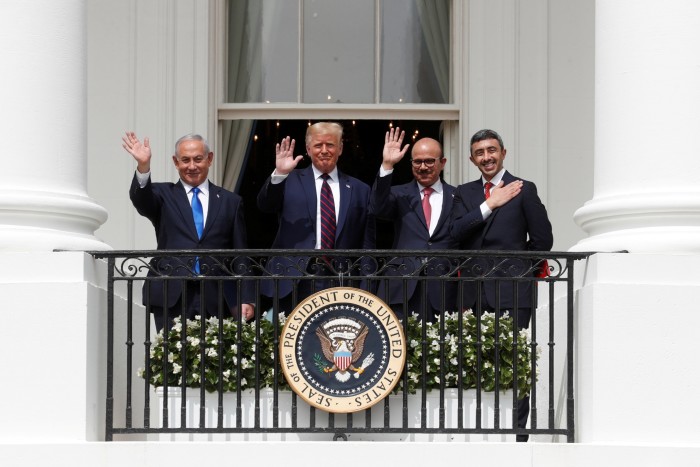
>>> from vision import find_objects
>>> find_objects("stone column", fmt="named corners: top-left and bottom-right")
top-left (572, 0), bottom-right (700, 445)
top-left (572, 0), bottom-right (700, 253)
top-left (0, 0), bottom-right (108, 251)
top-left (0, 0), bottom-right (108, 443)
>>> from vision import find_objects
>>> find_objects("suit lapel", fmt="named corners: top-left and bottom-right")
top-left (174, 181), bottom-right (198, 239)
top-left (407, 182), bottom-right (430, 236)
top-left (336, 171), bottom-right (352, 237)
top-left (433, 183), bottom-right (454, 234)
top-left (203, 182), bottom-right (222, 240)
top-left (301, 167), bottom-right (317, 225)
top-left (462, 179), bottom-right (487, 248)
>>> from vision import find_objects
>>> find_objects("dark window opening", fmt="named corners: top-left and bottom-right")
top-left (235, 119), bottom-right (444, 249)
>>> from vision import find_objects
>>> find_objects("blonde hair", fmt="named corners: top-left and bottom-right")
top-left (305, 122), bottom-right (343, 147)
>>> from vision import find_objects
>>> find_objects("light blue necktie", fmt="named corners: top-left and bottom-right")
top-left (191, 187), bottom-right (203, 273)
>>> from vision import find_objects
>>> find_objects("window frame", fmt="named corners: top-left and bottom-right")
top-left (212, 0), bottom-right (464, 187)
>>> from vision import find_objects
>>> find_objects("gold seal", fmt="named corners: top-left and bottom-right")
top-left (280, 287), bottom-right (406, 413)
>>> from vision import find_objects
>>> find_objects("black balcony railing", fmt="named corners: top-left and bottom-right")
top-left (90, 249), bottom-right (591, 442)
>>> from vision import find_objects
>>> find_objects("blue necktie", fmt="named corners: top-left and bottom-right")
top-left (191, 187), bottom-right (203, 273)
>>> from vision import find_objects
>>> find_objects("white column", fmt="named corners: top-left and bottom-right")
top-left (0, 0), bottom-right (108, 251)
top-left (572, 0), bottom-right (700, 253)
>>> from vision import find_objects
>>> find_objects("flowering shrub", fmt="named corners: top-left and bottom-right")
top-left (140, 315), bottom-right (284, 393)
top-left (400, 311), bottom-right (534, 397)
top-left (140, 310), bottom-right (534, 397)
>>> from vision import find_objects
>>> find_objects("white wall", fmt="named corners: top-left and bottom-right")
top-left (87, 0), bottom-right (211, 250)
top-left (465, 0), bottom-right (594, 251)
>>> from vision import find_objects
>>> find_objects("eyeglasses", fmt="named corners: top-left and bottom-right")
top-left (410, 158), bottom-right (440, 168)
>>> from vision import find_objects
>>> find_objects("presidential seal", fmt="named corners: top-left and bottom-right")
top-left (280, 287), bottom-right (406, 413)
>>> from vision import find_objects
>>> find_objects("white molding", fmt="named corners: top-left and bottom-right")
top-left (218, 103), bottom-right (459, 120)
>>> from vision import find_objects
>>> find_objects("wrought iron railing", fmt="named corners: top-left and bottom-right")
top-left (90, 249), bottom-right (592, 442)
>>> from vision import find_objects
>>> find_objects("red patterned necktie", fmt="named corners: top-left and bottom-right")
top-left (484, 181), bottom-right (493, 200)
top-left (320, 174), bottom-right (336, 249)
top-left (422, 186), bottom-right (433, 228)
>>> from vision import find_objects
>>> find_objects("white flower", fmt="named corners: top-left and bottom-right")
top-left (241, 358), bottom-right (250, 369)
top-left (206, 348), bottom-right (218, 358)
top-left (168, 352), bottom-right (175, 363)
top-left (207, 316), bottom-right (220, 326)
top-left (187, 336), bottom-right (201, 347)
top-left (410, 339), bottom-right (419, 348)
top-left (175, 341), bottom-right (182, 350)
top-left (173, 363), bottom-right (182, 374)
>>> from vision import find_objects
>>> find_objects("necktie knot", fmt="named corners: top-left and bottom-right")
top-left (423, 186), bottom-right (433, 198)
top-left (484, 182), bottom-right (493, 200)
top-left (321, 173), bottom-right (330, 181)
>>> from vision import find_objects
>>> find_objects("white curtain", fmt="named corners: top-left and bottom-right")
top-left (415, 0), bottom-right (450, 103)
top-left (221, 0), bottom-right (263, 191)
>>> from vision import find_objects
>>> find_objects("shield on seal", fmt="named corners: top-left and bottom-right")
top-left (334, 349), bottom-right (352, 371)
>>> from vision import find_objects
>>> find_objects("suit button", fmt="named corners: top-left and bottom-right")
top-left (428, 242), bottom-right (432, 246)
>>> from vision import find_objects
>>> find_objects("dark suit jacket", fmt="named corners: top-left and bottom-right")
top-left (129, 174), bottom-right (250, 312)
top-left (370, 173), bottom-right (458, 312)
top-left (257, 166), bottom-right (374, 297)
top-left (450, 171), bottom-right (553, 309)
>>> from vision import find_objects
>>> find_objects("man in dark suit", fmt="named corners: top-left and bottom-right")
top-left (257, 122), bottom-right (374, 314)
top-left (123, 132), bottom-right (254, 331)
top-left (450, 128), bottom-right (553, 442)
top-left (370, 128), bottom-right (458, 321)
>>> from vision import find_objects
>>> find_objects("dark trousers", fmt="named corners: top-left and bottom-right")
top-left (388, 287), bottom-right (443, 323)
top-left (151, 284), bottom-right (202, 333)
top-left (264, 260), bottom-right (350, 317)
top-left (476, 299), bottom-right (532, 442)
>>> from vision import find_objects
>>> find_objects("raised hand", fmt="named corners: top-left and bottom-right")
top-left (382, 127), bottom-right (410, 170)
top-left (122, 131), bottom-right (151, 173)
top-left (275, 136), bottom-right (303, 175)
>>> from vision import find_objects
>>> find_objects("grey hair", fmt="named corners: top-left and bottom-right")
top-left (470, 129), bottom-right (505, 152)
top-left (175, 133), bottom-right (210, 156)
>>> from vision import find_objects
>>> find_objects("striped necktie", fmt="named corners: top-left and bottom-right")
top-left (320, 174), bottom-right (336, 249)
